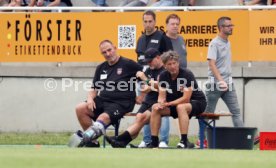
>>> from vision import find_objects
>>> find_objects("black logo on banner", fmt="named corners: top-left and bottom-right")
top-left (10, 14), bottom-right (82, 56)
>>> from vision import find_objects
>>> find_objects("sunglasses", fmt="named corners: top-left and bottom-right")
top-left (222, 24), bottom-right (235, 28)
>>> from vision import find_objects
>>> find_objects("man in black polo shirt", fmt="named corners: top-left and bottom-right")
top-left (149, 50), bottom-right (207, 148)
top-left (136, 10), bottom-right (173, 148)
top-left (105, 48), bottom-right (166, 148)
top-left (69, 40), bottom-right (142, 147)
top-left (136, 10), bottom-right (173, 65)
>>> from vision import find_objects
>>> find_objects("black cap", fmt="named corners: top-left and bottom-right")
top-left (144, 48), bottom-right (160, 63)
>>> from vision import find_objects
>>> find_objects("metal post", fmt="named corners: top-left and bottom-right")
top-left (199, 118), bottom-right (205, 149)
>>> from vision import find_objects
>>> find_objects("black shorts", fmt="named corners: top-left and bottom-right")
top-left (170, 100), bottom-right (207, 119)
top-left (137, 102), bottom-right (154, 113)
top-left (90, 96), bottom-right (135, 124)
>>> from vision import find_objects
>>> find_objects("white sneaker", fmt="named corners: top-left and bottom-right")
top-left (138, 141), bottom-right (147, 148)
top-left (68, 130), bottom-right (83, 148)
top-left (159, 141), bottom-right (168, 148)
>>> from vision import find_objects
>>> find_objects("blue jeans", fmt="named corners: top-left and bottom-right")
top-left (198, 82), bottom-right (244, 138)
top-left (151, 0), bottom-right (179, 6)
top-left (143, 116), bottom-right (170, 144)
top-left (91, 0), bottom-right (108, 6)
top-left (205, 82), bottom-right (244, 126)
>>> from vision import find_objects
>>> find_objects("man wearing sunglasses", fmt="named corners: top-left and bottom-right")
top-left (205, 16), bottom-right (244, 129)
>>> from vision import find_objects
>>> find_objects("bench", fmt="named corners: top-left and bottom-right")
top-left (103, 111), bottom-right (232, 149)
top-left (196, 112), bottom-right (233, 149)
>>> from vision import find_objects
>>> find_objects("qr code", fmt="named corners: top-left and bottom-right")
top-left (118, 25), bottom-right (136, 49)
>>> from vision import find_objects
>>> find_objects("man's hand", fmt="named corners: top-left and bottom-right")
top-left (154, 102), bottom-right (167, 110)
top-left (148, 79), bottom-right (156, 86)
top-left (218, 80), bottom-right (228, 91)
top-left (136, 71), bottom-right (147, 81)
top-left (135, 95), bottom-right (144, 104)
top-left (87, 99), bottom-right (96, 111)
top-left (140, 84), bottom-right (152, 93)
top-left (163, 102), bottom-right (171, 107)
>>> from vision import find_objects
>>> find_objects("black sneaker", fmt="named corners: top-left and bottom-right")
top-left (84, 140), bottom-right (100, 148)
top-left (177, 140), bottom-right (195, 149)
top-left (187, 140), bottom-right (195, 149)
top-left (145, 143), bottom-right (158, 148)
top-left (105, 136), bottom-right (127, 148)
top-left (177, 141), bottom-right (187, 149)
top-left (129, 144), bottom-right (139, 148)
top-left (76, 130), bottom-right (100, 148)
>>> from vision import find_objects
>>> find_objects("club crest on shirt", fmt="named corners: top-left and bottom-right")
top-left (117, 68), bottom-right (123, 75)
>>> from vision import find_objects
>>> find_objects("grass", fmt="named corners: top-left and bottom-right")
top-left (0, 131), bottom-right (189, 146)
top-left (0, 132), bottom-right (71, 145)
top-left (0, 131), bottom-right (258, 149)
top-left (0, 132), bottom-right (273, 168)
top-left (0, 147), bottom-right (276, 168)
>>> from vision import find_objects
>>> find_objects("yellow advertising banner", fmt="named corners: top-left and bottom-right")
top-left (249, 11), bottom-right (276, 61)
top-left (0, 12), bottom-right (120, 62)
top-left (0, 10), bottom-right (274, 62)
top-left (160, 10), bottom-right (249, 62)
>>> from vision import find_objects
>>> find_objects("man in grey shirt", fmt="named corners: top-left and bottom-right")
top-left (198, 16), bottom-right (244, 148)
top-left (206, 16), bottom-right (244, 126)
top-left (165, 13), bottom-right (187, 69)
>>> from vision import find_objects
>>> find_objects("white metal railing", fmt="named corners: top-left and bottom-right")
top-left (1, 6), bottom-right (276, 12)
